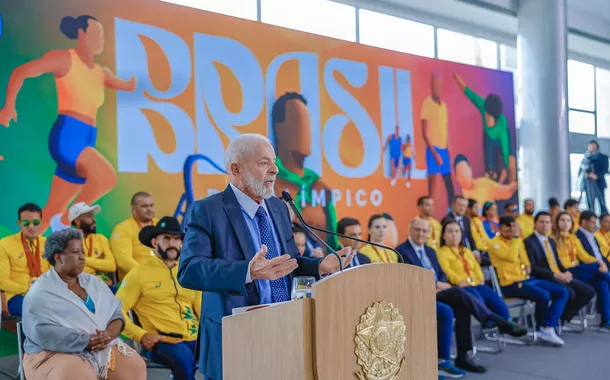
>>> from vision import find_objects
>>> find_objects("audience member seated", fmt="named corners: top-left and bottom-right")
top-left (444, 196), bottom-right (489, 266)
top-left (336, 217), bottom-right (371, 268)
top-left (554, 211), bottom-right (610, 333)
top-left (575, 211), bottom-right (610, 267)
top-left (481, 201), bottom-right (499, 239)
top-left (467, 199), bottom-right (490, 252)
top-left (524, 212), bottom-right (595, 326)
top-left (504, 202), bottom-right (518, 218)
top-left (0, 203), bottom-right (49, 316)
top-left (22, 229), bottom-right (146, 380)
top-left (111, 192), bottom-right (159, 280)
top-left (437, 220), bottom-right (526, 336)
top-left (397, 218), bottom-right (525, 375)
top-left (382, 213), bottom-right (399, 247)
top-left (564, 199), bottom-right (580, 234)
top-left (516, 199), bottom-right (535, 238)
top-left (413, 196), bottom-right (442, 250)
top-left (549, 197), bottom-right (561, 225)
top-left (69, 202), bottom-right (117, 289)
top-left (595, 213), bottom-right (610, 255)
top-left (117, 217), bottom-right (201, 380)
top-left (292, 224), bottom-right (308, 256)
top-left (489, 216), bottom-right (568, 346)
top-left (359, 214), bottom-right (399, 263)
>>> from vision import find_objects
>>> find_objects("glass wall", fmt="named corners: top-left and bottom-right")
top-left (161, 0), bottom-right (609, 201)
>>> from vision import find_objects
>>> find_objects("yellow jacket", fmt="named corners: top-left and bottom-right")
top-left (555, 234), bottom-right (596, 269)
top-left (116, 255), bottom-right (201, 343)
top-left (437, 246), bottom-right (484, 286)
top-left (82, 233), bottom-right (117, 284)
top-left (488, 236), bottom-right (530, 286)
top-left (110, 217), bottom-right (159, 280)
top-left (412, 216), bottom-right (442, 250)
top-left (516, 214), bottom-right (534, 238)
top-left (470, 216), bottom-right (489, 251)
top-left (359, 244), bottom-right (398, 263)
top-left (0, 233), bottom-right (49, 301)
top-left (595, 230), bottom-right (610, 257)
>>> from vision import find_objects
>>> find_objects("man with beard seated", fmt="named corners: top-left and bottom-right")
top-left (116, 216), bottom-right (202, 380)
top-left (69, 202), bottom-right (117, 290)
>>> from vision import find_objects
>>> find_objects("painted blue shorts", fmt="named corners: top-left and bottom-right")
top-left (402, 157), bottom-right (412, 167)
top-left (48, 115), bottom-right (97, 184)
top-left (426, 146), bottom-right (450, 176)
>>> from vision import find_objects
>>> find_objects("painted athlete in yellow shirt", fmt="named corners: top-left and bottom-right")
top-left (401, 134), bottom-right (413, 188)
top-left (454, 154), bottom-right (518, 206)
top-left (422, 74), bottom-right (455, 206)
top-left (0, 16), bottom-right (136, 233)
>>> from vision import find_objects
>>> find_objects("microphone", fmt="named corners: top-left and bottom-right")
top-left (282, 191), bottom-right (404, 264)
top-left (281, 191), bottom-right (343, 272)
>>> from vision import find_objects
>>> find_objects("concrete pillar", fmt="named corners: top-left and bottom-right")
top-left (518, 0), bottom-right (570, 208)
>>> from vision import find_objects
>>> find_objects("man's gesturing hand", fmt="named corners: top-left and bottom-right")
top-left (250, 244), bottom-right (298, 281)
top-left (319, 246), bottom-right (354, 275)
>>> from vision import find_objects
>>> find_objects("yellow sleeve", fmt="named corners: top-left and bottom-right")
top-left (467, 249), bottom-right (485, 282)
top-left (519, 240), bottom-right (531, 266)
top-left (489, 238), bottom-right (520, 262)
top-left (85, 236), bottom-right (117, 273)
top-left (436, 248), bottom-right (464, 285)
top-left (111, 224), bottom-right (140, 274)
top-left (470, 221), bottom-right (486, 251)
top-left (575, 239), bottom-right (597, 264)
top-left (115, 270), bottom-right (148, 342)
top-left (0, 243), bottom-right (29, 295)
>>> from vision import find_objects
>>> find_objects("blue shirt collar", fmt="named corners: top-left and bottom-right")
top-left (230, 183), bottom-right (269, 219)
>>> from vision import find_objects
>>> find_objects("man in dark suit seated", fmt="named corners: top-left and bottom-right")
top-left (524, 211), bottom-right (595, 326)
top-left (444, 196), bottom-right (490, 266)
top-left (178, 133), bottom-right (354, 380)
top-left (336, 217), bottom-right (371, 268)
top-left (396, 218), bottom-right (526, 375)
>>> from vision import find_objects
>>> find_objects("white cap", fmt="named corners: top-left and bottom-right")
top-left (68, 202), bottom-right (101, 223)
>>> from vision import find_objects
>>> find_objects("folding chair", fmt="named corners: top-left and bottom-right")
top-left (486, 266), bottom-right (538, 345)
top-left (126, 310), bottom-right (174, 380)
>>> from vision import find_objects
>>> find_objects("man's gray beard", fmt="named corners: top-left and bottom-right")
top-left (244, 170), bottom-right (275, 199)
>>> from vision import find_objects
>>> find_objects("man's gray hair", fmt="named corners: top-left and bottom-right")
top-left (224, 133), bottom-right (271, 171)
top-left (44, 229), bottom-right (83, 266)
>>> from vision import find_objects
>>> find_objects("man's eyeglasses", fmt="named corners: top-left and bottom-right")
top-left (21, 220), bottom-right (41, 227)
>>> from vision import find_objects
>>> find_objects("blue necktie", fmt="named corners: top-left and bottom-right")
top-left (418, 248), bottom-right (437, 281)
top-left (256, 207), bottom-right (290, 302)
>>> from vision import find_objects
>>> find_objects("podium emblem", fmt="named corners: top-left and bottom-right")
top-left (354, 301), bottom-right (406, 380)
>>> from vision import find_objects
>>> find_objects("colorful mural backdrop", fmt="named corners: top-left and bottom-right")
top-left (0, 0), bottom-right (517, 246)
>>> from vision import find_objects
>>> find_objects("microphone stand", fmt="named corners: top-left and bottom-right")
top-left (281, 191), bottom-right (404, 264)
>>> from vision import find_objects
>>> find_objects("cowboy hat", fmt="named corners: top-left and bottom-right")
top-left (138, 216), bottom-right (184, 248)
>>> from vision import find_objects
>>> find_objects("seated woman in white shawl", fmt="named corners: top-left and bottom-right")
top-left (21, 229), bottom-right (146, 380)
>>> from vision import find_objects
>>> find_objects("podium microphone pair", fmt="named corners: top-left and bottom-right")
top-left (281, 191), bottom-right (404, 272)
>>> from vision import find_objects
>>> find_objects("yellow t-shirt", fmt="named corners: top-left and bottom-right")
top-left (421, 96), bottom-right (448, 149)
top-left (470, 217), bottom-right (489, 251)
top-left (595, 230), bottom-right (610, 258)
top-left (411, 216), bottom-right (442, 251)
top-left (555, 234), bottom-right (596, 269)
top-left (0, 233), bottom-right (49, 302)
top-left (359, 244), bottom-right (398, 263)
top-left (516, 214), bottom-right (534, 239)
top-left (437, 246), bottom-right (484, 286)
top-left (488, 236), bottom-right (530, 287)
top-left (82, 233), bottom-right (117, 285)
top-left (111, 217), bottom-right (159, 280)
top-left (117, 255), bottom-right (202, 343)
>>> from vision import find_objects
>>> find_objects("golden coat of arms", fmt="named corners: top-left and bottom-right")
top-left (354, 301), bottom-right (406, 380)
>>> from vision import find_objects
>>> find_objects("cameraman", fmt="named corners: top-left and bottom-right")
top-left (579, 140), bottom-right (609, 213)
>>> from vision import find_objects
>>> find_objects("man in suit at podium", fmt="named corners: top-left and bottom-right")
top-left (397, 218), bottom-right (526, 375)
top-left (178, 133), bottom-right (354, 380)
top-left (336, 217), bottom-right (371, 268)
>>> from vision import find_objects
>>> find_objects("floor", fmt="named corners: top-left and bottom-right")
top-left (1, 325), bottom-right (608, 379)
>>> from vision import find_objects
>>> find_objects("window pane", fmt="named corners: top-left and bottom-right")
top-left (569, 110), bottom-right (595, 134)
top-left (568, 60), bottom-right (595, 111)
top-left (261, 0), bottom-right (356, 42)
top-left (161, 0), bottom-right (257, 20)
top-left (500, 45), bottom-right (517, 72)
top-left (437, 29), bottom-right (498, 69)
top-left (596, 67), bottom-right (610, 138)
top-left (358, 10), bottom-right (434, 57)
top-left (570, 153), bottom-right (584, 198)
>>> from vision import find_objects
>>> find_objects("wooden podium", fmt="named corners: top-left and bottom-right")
top-left (223, 263), bottom-right (437, 379)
